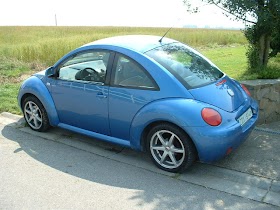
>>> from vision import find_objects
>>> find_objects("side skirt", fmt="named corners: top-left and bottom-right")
top-left (57, 123), bottom-right (131, 148)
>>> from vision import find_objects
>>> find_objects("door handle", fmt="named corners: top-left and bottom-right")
top-left (97, 92), bottom-right (107, 99)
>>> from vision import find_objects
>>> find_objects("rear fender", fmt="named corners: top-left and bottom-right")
top-left (129, 98), bottom-right (206, 151)
top-left (18, 76), bottom-right (59, 126)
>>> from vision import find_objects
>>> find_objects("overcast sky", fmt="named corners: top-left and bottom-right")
top-left (0, 0), bottom-right (245, 28)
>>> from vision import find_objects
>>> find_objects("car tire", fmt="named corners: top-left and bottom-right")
top-left (147, 123), bottom-right (196, 172)
top-left (23, 96), bottom-right (50, 132)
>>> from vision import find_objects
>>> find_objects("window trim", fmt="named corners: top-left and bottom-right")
top-left (110, 53), bottom-right (160, 91)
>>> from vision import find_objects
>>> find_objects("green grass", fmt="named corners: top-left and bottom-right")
top-left (0, 56), bottom-right (32, 114)
top-left (199, 45), bottom-right (247, 80)
top-left (0, 83), bottom-right (21, 114)
top-left (262, 56), bottom-right (280, 79)
top-left (0, 56), bottom-right (30, 78)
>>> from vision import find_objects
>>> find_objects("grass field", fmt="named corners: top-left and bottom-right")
top-left (0, 26), bottom-right (279, 115)
top-left (0, 26), bottom-right (247, 66)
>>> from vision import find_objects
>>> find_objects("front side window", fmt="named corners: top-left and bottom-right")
top-left (145, 43), bottom-right (224, 89)
top-left (112, 55), bottom-right (157, 89)
top-left (58, 51), bottom-right (110, 83)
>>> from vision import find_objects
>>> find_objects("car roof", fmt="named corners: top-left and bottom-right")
top-left (84, 35), bottom-right (178, 53)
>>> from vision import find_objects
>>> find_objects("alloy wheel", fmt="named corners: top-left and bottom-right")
top-left (150, 129), bottom-right (185, 170)
top-left (24, 101), bottom-right (43, 130)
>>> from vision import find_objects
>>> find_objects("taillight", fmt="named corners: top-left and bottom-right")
top-left (241, 84), bottom-right (251, 96)
top-left (201, 108), bottom-right (222, 126)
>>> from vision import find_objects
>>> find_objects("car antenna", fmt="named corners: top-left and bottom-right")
top-left (159, 18), bottom-right (181, 43)
top-left (159, 26), bottom-right (173, 43)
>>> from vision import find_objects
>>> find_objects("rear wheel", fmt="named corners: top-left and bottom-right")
top-left (23, 96), bottom-right (50, 132)
top-left (147, 123), bottom-right (196, 172)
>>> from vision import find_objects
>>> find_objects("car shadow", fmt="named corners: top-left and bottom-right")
top-left (214, 130), bottom-right (280, 181)
top-left (1, 123), bottom-right (278, 209)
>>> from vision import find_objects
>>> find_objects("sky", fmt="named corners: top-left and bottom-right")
top-left (0, 0), bottom-right (245, 28)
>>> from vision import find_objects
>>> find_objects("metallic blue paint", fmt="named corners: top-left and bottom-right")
top-left (58, 123), bottom-right (131, 148)
top-left (85, 35), bottom-right (176, 53)
top-left (184, 99), bottom-right (259, 162)
top-left (18, 35), bottom-right (259, 164)
top-left (49, 79), bottom-right (110, 135)
top-left (189, 76), bottom-right (244, 112)
top-left (130, 98), bottom-right (206, 150)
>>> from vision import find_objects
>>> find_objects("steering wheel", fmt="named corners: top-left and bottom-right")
top-left (82, 68), bottom-right (101, 82)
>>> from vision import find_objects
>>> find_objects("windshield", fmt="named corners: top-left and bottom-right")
top-left (145, 43), bottom-right (224, 89)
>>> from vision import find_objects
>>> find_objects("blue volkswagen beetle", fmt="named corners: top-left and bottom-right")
top-left (18, 35), bottom-right (258, 172)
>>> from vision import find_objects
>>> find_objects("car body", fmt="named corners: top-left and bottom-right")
top-left (18, 35), bottom-right (259, 172)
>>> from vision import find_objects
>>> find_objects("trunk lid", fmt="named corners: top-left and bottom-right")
top-left (189, 76), bottom-right (245, 112)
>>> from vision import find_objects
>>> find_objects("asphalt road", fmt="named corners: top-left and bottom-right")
top-left (0, 112), bottom-right (279, 210)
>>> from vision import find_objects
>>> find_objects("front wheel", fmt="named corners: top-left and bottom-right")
top-left (23, 96), bottom-right (50, 132)
top-left (147, 123), bottom-right (196, 172)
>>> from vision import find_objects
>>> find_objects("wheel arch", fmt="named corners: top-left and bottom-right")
top-left (130, 98), bottom-right (204, 157)
top-left (18, 76), bottom-right (59, 127)
top-left (20, 93), bottom-right (35, 108)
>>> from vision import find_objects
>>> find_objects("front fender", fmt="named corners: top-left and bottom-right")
top-left (130, 98), bottom-right (206, 150)
top-left (18, 76), bottom-right (59, 126)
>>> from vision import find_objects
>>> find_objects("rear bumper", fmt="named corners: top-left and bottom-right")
top-left (184, 101), bottom-right (259, 163)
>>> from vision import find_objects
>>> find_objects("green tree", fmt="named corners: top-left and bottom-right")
top-left (184, 0), bottom-right (280, 71)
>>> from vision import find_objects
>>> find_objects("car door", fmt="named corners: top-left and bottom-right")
top-left (49, 50), bottom-right (112, 135)
top-left (109, 53), bottom-right (160, 141)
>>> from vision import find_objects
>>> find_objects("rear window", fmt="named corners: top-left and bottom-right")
top-left (145, 43), bottom-right (224, 89)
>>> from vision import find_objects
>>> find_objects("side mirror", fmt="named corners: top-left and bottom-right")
top-left (46, 67), bottom-right (56, 78)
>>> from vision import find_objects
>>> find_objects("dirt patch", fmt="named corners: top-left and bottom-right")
top-left (0, 73), bottom-right (36, 85)
top-left (29, 62), bottom-right (48, 72)
top-left (0, 61), bottom-right (47, 85)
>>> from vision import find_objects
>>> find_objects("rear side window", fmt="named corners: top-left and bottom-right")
top-left (145, 43), bottom-right (224, 89)
top-left (112, 54), bottom-right (158, 90)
